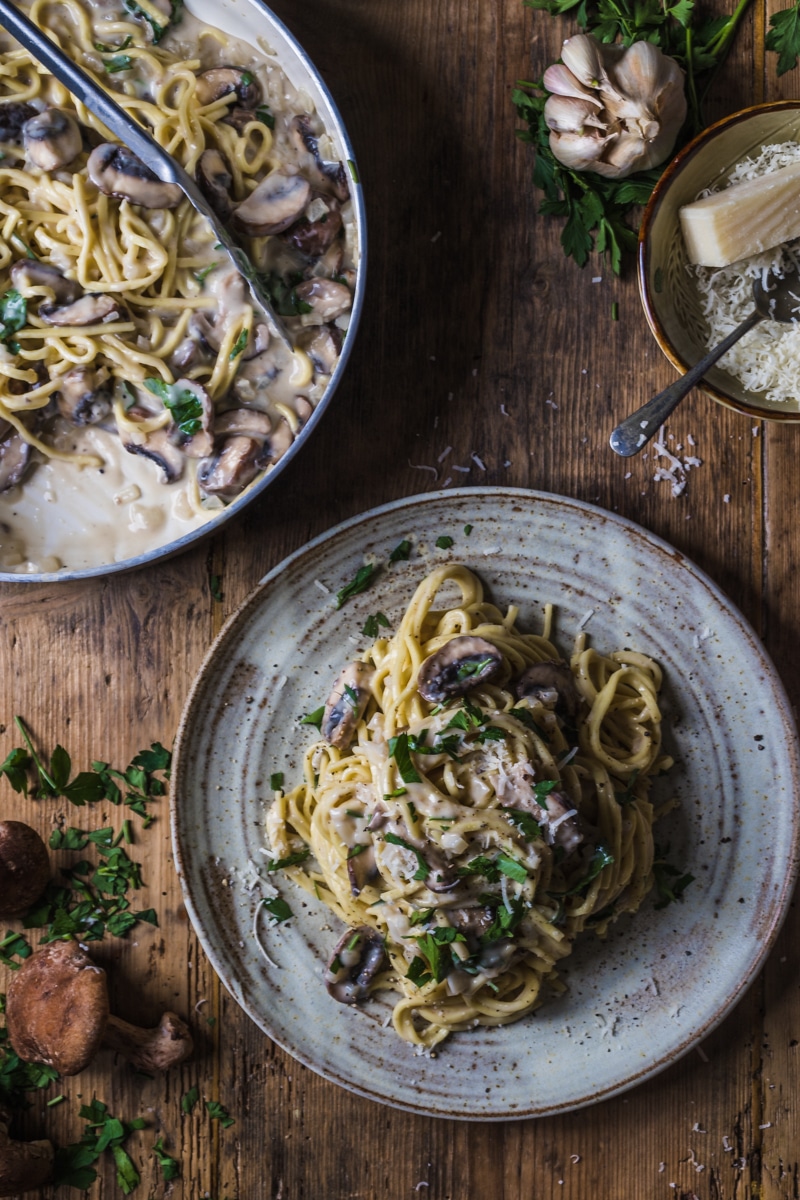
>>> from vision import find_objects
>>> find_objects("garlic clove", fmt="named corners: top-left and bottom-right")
top-left (561, 34), bottom-right (624, 98)
top-left (542, 63), bottom-right (603, 107)
top-left (549, 129), bottom-right (619, 172)
top-left (544, 95), bottom-right (608, 134)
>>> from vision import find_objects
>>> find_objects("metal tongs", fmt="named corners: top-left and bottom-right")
top-left (0, 0), bottom-right (294, 351)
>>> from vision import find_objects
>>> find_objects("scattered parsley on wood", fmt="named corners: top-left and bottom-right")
top-left (181, 1085), bottom-right (199, 1115)
top-left (153, 1136), bottom-right (181, 1181)
top-left (52, 1099), bottom-right (146, 1193)
top-left (210, 574), bottom-right (223, 602)
top-left (206, 1100), bottom-right (235, 1128)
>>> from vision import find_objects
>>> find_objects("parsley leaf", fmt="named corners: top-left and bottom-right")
top-left (255, 104), bottom-right (275, 128)
top-left (262, 896), bottom-right (293, 922)
top-left (766, 2), bottom-right (800, 74)
top-left (362, 611), bottom-right (390, 638)
top-left (229, 328), bottom-right (248, 360)
top-left (388, 732), bottom-right (422, 784)
top-left (104, 54), bottom-right (133, 72)
top-left (389, 539), bottom-right (412, 562)
top-left (206, 1100), bottom-right (235, 1128)
top-left (153, 1137), bottom-right (180, 1181)
top-left (0, 289), bottom-right (26, 346)
top-left (181, 1085), bottom-right (199, 1114)
top-left (558, 843), bottom-right (615, 897)
top-left (652, 843), bottom-right (695, 909)
top-left (435, 535), bottom-right (454, 549)
top-left (335, 563), bottom-right (378, 608)
top-left (501, 806), bottom-right (543, 840)
top-left (267, 849), bottom-right (310, 872)
top-left (145, 378), bottom-right (204, 437)
top-left (300, 705), bottom-right (324, 728)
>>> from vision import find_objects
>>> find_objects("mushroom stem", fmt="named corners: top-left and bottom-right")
top-left (101, 1012), bottom-right (193, 1072)
top-left (0, 1106), bottom-right (53, 1198)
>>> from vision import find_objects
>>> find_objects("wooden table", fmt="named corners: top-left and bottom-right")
top-left (3, 0), bottom-right (800, 1196)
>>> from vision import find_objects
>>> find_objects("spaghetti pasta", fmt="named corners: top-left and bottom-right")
top-left (266, 564), bottom-right (674, 1048)
top-left (0, 0), bottom-right (355, 547)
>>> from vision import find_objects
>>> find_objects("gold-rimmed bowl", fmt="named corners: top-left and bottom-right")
top-left (639, 100), bottom-right (800, 421)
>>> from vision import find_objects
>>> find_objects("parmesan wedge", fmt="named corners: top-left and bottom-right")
top-left (679, 160), bottom-right (800, 267)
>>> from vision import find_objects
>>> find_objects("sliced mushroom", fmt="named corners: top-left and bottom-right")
top-left (171, 335), bottom-right (206, 372)
top-left (444, 906), bottom-right (494, 952)
top-left (298, 324), bottom-right (342, 374)
top-left (308, 239), bottom-right (344, 281)
top-left (282, 206), bottom-right (343, 258)
top-left (10, 260), bottom-right (80, 305)
top-left (190, 311), bottom-right (270, 362)
top-left (417, 636), bottom-right (503, 704)
top-left (288, 114), bottom-right (350, 202)
top-left (168, 379), bottom-right (214, 458)
top-left (56, 365), bottom-right (111, 426)
top-left (515, 660), bottom-right (581, 721)
top-left (0, 102), bottom-right (39, 143)
top-left (0, 423), bottom-right (31, 492)
top-left (321, 661), bottom-right (373, 748)
top-left (120, 407), bottom-right (185, 483)
top-left (232, 171), bottom-right (311, 237)
top-left (221, 107), bottom-right (258, 134)
top-left (195, 148), bottom-right (233, 220)
top-left (347, 844), bottom-right (378, 898)
top-left (87, 143), bottom-right (182, 209)
top-left (325, 925), bottom-right (385, 1005)
top-left (542, 790), bottom-right (583, 856)
top-left (197, 434), bottom-right (266, 498)
top-left (195, 67), bottom-right (261, 109)
top-left (424, 846), bottom-right (460, 894)
top-left (23, 109), bottom-right (82, 171)
top-left (39, 292), bottom-right (122, 326)
top-left (294, 278), bottom-right (351, 322)
top-left (213, 407), bottom-right (272, 439)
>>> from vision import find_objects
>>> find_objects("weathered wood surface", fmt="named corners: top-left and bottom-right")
top-left (2, 0), bottom-right (800, 1197)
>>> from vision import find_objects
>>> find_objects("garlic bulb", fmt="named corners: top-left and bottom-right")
top-left (543, 34), bottom-right (687, 179)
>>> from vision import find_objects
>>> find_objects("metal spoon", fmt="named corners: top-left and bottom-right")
top-left (609, 270), bottom-right (800, 456)
top-left (0, 0), bottom-right (294, 352)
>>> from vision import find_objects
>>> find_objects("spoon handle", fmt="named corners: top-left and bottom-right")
top-left (609, 307), bottom-right (764, 457)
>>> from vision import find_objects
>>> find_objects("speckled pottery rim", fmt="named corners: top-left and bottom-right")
top-left (171, 488), bottom-right (800, 1120)
top-left (639, 100), bottom-right (800, 421)
top-left (0, 0), bottom-right (367, 583)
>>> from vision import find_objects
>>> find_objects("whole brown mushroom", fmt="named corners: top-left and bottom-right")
top-left (0, 821), bottom-right (50, 917)
top-left (6, 941), bottom-right (193, 1075)
top-left (0, 1105), bottom-right (53, 1198)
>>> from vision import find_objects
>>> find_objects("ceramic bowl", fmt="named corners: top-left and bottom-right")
top-left (639, 101), bottom-right (800, 421)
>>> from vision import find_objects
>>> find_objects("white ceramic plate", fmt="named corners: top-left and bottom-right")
top-left (171, 489), bottom-right (800, 1119)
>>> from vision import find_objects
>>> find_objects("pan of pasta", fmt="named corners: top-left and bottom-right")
top-left (0, 0), bottom-right (364, 578)
top-left (171, 489), bottom-right (800, 1119)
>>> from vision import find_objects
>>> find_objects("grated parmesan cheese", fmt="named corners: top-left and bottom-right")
top-left (690, 142), bottom-right (800, 404)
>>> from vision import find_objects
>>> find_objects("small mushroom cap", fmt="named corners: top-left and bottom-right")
top-left (87, 143), bottom-right (183, 209)
top-left (0, 821), bottom-right (50, 917)
top-left (197, 434), bottom-right (266, 498)
top-left (195, 66), bottom-right (261, 109)
top-left (0, 1107), bottom-right (53, 1198)
top-left (39, 293), bottom-right (122, 327)
top-left (325, 925), bottom-right (385, 1004)
top-left (23, 108), bottom-right (82, 172)
top-left (232, 170), bottom-right (311, 237)
top-left (6, 941), bottom-right (109, 1076)
top-left (515, 660), bottom-right (581, 720)
top-left (10, 260), bottom-right (80, 305)
top-left (417, 635), bottom-right (503, 704)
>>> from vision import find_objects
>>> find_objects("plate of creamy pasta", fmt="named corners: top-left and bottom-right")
top-left (171, 489), bottom-right (800, 1118)
top-left (0, 0), bottom-right (364, 577)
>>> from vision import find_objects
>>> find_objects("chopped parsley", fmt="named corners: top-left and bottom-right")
top-left (335, 563), bottom-right (378, 608)
top-left (153, 1137), bottom-right (180, 1182)
top-left (435, 535), bottom-right (454, 549)
top-left (262, 896), bottom-right (293, 922)
top-left (181, 1086), bottom-right (199, 1115)
top-left (267, 849), bottom-right (310, 872)
top-left (206, 1100), bottom-right (235, 1129)
top-left (455, 656), bottom-right (496, 683)
top-left (501, 806), bottom-right (542, 841)
top-left (145, 377), bottom-right (204, 437)
top-left (255, 104), bottom-right (275, 128)
top-left (300, 705), bottom-right (324, 728)
top-left (103, 54), bottom-right (133, 72)
top-left (532, 779), bottom-right (559, 808)
top-left (0, 289), bottom-right (26, 347)
top-left (195, 262), bottom-right (221, 283)
top-left (614, 768), bottom-right (640, 806)
top-left (52, 1099), bottom-right (146, 1193)
top-left (558, 843), bottom-right (615, 898)
top-left (463, 524), bottom-right (473, 535)
top-left (362, 611), bottom-right (390, 638)
top-left (229, 328), bottom-right (248, 360)
top-left (210, 574), bottom-right (223, 602)
top-left (270, 772), bottom-right (284, 791)
top-left (389, 539), bottom-right (412, 562)
top-left (122, 0), bottom-right (182, 43)
top-left (388, 732), bottom-right (422, 784)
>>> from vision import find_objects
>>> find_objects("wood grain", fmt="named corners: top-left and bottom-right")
top-left (2, 0), bottom-right (799, 1197)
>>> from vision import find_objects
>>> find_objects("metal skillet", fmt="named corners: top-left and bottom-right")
top-left (0, 0), bottom-right (294, 351)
